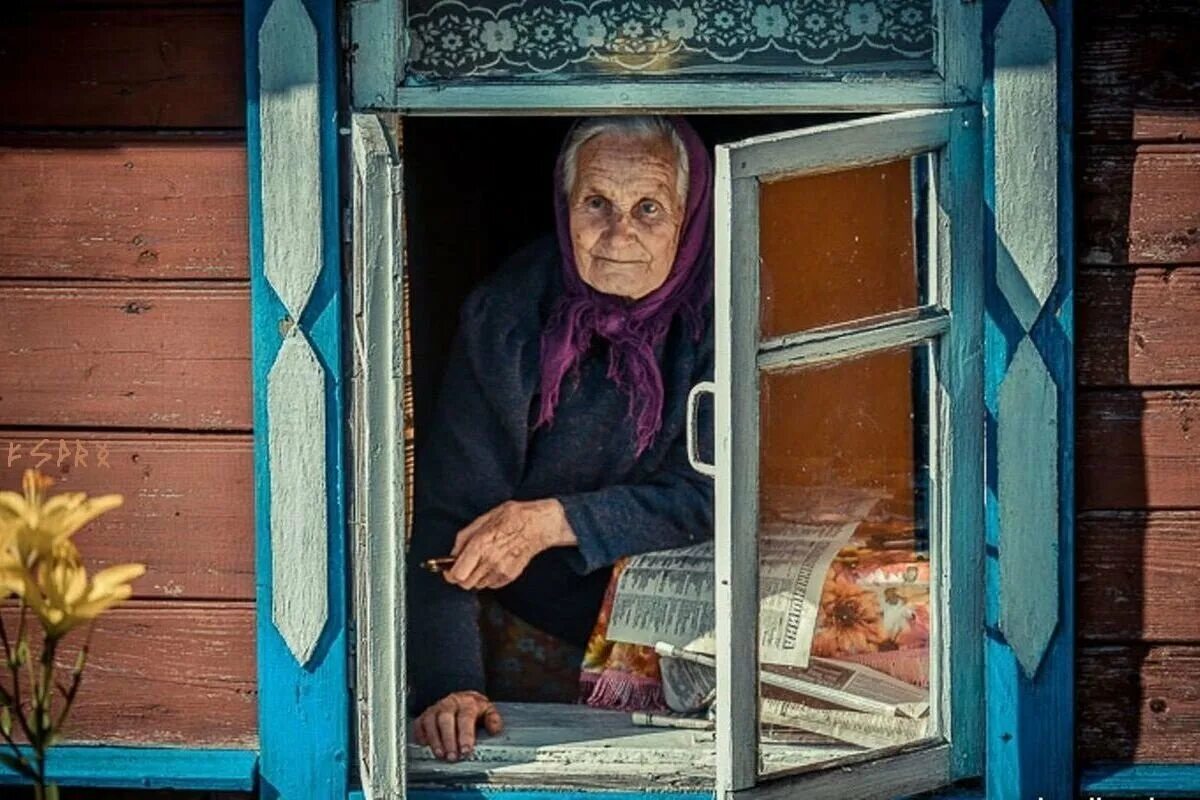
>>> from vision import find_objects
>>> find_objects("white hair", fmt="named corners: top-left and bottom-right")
top-left (561, 116), bottom-right (690, 203)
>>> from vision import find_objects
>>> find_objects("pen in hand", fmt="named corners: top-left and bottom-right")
top-left (421, 556), bottom-right (458, 574)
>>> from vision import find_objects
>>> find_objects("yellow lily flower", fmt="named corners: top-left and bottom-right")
top-left (0, 469), bottom-right (122, 566)
top-left (21, 558), bottom-right (146, 639)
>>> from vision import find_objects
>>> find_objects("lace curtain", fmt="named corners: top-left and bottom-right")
top-left (406, 0), bottom-right (935, 81)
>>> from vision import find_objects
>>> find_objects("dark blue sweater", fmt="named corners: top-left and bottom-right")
top-left (407, 235), bottom-right (714, 713)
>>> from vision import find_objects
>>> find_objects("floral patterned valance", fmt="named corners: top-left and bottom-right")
top-left (406, 0), bottom-right (935, 81)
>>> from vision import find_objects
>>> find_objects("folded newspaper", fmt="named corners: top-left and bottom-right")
top-left (607, 487), bottom-right (884, 667)
top-left (651, 643), bottom-right (929, 748)
top-left (603, 487), bottom-right (930, 747)
top-left (606, 527), bottom-right (863, 668)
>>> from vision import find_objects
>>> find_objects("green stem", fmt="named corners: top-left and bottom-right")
top-left (52, 626), bottom-right (92, 733)
top-left (34, 634), bottom-right (58, 795)
top-left (0, 609), bottom-right (36, 777)
top-left (0, 604), bottom-right (37, 763)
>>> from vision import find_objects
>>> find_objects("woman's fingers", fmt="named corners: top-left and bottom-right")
top-left (456, 706), bottom-right (478, 756)
top-left (444, 501), bottom-right (545, 590)
top-left (417, 693), bottom-right (501, 762)
top-left (419, 711), bottom-right (444, 759)
top-left (413, 717), bottom-right (427, 745)
top-left (451, 507), bottom-right (494, 556)
top-left (483, 705), bottom-right (505, 735)
top-left (451, 520), bottom-right (511, 589)
top-left (445, 534), bottom-right (484, 587)
top-left (436, 708), bottom-right (459, 761)
top-left (480, 565), bottom-right (518, 590)
top-left (459, 541), bottom-right (498, 589)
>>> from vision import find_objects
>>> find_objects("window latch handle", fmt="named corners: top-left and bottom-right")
top-left (686, 381), bottom-right (716, 478)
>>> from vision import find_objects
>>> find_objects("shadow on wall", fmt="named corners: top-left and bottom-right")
top-left (1075, 0), bottom-right (1200, 765)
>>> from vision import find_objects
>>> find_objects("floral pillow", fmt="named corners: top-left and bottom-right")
top-left (812, 538), bottom-right (930, 687)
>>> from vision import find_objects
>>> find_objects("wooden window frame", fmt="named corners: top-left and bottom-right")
top-left (347, 105), bottom-right (984, 800)
top-left (317, 1), bottom-right (1075, 799)
top-left (710, 108), bottom-right (983, 800)
top-left (345, 107), bottom-right (984, 800)
top-left (348, 0), bottom-right (981, 114)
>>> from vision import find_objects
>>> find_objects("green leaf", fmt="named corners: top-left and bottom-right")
top-left (46, 781), bottom-right (61, 800)
top-left (73, 649), bottom-right (87, 674)
top-left (14, 640), bottom-right (28, 668)
top-left (0, 706), bottom-right (11, 737)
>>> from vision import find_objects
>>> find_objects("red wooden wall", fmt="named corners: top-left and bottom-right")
top-left (0, 0), bottom-right (256, 767)
top-left (1075, 0), bottom-right (1200, 765)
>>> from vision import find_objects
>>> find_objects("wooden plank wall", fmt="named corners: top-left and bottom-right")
top-left (1075, 0), bottom-right (1200, 764)
top-left (0, 0), bottom-right (256, 781)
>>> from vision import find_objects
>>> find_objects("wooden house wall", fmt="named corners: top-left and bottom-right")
top-left (0, 0), bottom-right (256, 766)
top-left (1075, 0), bottom-right (1200, 765)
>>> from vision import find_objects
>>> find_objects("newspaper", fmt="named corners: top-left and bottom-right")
top-left (658, 648), bottom-right (717, 713)
top-left (654, 643), bottom-right (928, 719)
top-left (760, 698), bottom-right (929, 749)
top-left (605, 518), bottom-right (862, 668)
top-left (652, 643), bottom-right (929, 748)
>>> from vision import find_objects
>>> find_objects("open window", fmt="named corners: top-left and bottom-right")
top-left (709, 109), bottom-right (983, 799)
top-left (348, 105), bottom-right (983, 800)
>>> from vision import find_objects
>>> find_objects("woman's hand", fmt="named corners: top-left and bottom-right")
top-left (413, 690), bottom-right (504, 761)
top-left (444, 499), bottom-right (576, 590)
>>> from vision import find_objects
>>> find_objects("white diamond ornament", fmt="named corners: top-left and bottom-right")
top-left (259, 0), bottom-right (323, 321)
top-left (997, 337), bottom-right (1059, 678)
top-left (994, 0), bottom-right (1058, 331)
top-left (267, 328), bottom-right (329, 664)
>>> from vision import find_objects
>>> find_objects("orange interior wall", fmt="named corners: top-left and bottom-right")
top-left (757, 161), bottom-right (919, 527)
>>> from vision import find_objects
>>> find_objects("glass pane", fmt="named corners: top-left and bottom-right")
top-left (759, 155), bottom-right (932, 338)
top-left (757, 345), bottom-right (933, 778)
top-left (406, 1), bottom-right (935, 81)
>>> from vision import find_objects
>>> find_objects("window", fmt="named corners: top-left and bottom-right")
top-left (349, 108), bottom-right (983, 800)
top-left (341, 2), bottom-right (998, 799)
top-left (709, 110), bottom-right (983, 797)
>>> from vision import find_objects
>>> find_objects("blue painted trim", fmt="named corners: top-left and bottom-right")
top-left (982, 0), bottom-right (1075, 797)
top-left (247, 0), bottom-right (351, 797)
top-left (1081, 764), bottom-right (1200, 798)
top-left (409, 791), bottom-right (714, 800)
top-left (0, 746), bottom-right (256, 790)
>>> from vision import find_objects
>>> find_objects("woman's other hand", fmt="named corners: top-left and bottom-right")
top-left (413, 690), bottom-right (504, 761)
top-left (445, 499), bottom-right (576, 590)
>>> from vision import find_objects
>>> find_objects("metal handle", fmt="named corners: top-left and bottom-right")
top-left (686, 381), bottom-right (716, 478)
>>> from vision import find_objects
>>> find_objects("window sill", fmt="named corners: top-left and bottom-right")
top-left (407, 702), bottom-right (857, 791)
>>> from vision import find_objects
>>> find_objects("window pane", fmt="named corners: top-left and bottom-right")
top-left (757, 345), bottom-right (933, 778)
top-left (405, 1), bottom-right (935, 81)
top-left (759, 155), bottom-right (932, 338)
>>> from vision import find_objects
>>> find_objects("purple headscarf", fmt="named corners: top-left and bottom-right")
top-left (536, 117), bottom-right (713, 456)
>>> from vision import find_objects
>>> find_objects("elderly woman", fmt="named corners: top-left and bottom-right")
top-left (408, 115), bottom-right (714, 761)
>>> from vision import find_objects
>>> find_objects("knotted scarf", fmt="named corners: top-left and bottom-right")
top-left (536, 117), bottom-right (714, 456)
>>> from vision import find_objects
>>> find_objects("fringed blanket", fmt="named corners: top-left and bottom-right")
top-left (578, 558), bottom-right (669, 711)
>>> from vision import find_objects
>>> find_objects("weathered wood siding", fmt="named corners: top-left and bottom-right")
top-left (0, 0), bottom-right (256, 761)
top-left (1076, 0), bottom-right (1200, 764)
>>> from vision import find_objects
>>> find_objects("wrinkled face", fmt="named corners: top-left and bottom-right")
top-left (569, 132), bottom-right (685, 300)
